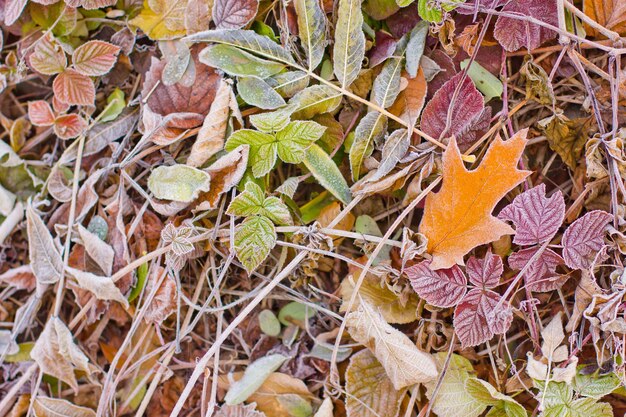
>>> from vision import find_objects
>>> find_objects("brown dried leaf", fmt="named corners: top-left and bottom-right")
top-left (27, 205), bottom-right (63, 290)
top-left (0, 265), bottom-right (36, 291)
top-left (33, 397), bottom-right (96, 417)
top-left (143, 266), bottom-right (177, 324)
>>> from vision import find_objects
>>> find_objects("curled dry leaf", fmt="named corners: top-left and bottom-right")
top-left (143, 266), bottom-right (177, 324)
top-left (30, 317), bottom-right (98, 392)
top-left (33, 397), bottom-right (96, 417)
top-left (76, 224), bottom-right (114, 275)
top-left (66, 266), bottom-right (129, 308)
top-left (0, 265), bottom-right (36, 291)
top-left (346, 299), bottom-right (438, 389)
top-left (419, 130), bottom-right (530, 270)
top-left (26, 204), bottom-right (63, 290)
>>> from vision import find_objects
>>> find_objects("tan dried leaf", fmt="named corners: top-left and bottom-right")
top-left (27, 205), bottom-right (63, 290)
top-left (143, 266), bottom-right (177, 324)
top-left (33, 397), bottom-right (96, 417)
top-left (76, 224), bottom-right (115, 276)
top-left (66, 266), bottom-right (129, 308)
top-left (346, 299), bottom-right (438, 389)
top-left (30, 317), bottom-right (98, 392)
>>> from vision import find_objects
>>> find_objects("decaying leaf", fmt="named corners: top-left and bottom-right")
top-left (148, 164), bottom-right (211, 202)
top-left (540, 115), bottom-right (593, 170)
top-left (346, 299), bottom-right (438, 389)
top-left (27, 204), bottom-right (63, 290)
top-left (30, 317), bottom-right (98, 392)
top-left (33, 397), bottom-right (96, 417)
top-left (345, 349), bottom-right (405, 417)
top-left (419, 130), bottom-right (531, 270)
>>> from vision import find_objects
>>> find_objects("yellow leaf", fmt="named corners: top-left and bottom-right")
top-left (419, 130), bottom-right (531, 270)
top-left (130, 0), bottom-right (187, 40)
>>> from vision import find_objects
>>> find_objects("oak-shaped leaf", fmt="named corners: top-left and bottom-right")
top-left (213, 0), bottom-right (258, 29)
top-left (562, 210), bottom-right (612, 270)
top-left (453, 288), bottom-right (511, 348)
top-left (419, 130), bottom-right (531, 270)
top-left (420, 72), bottom-right (490, 150)
top-left (28, 34), bottom-right (67, 75)
top-left (33, 397), bottom-right (96, 417)
top-left (72, 40), bottom-right (121, 76)
top-left (234, 215), bottom-right (277, 272)
top-left (345, 349), bottom-right (405, 417)
top-left (227, 181), bottom-right (292, 225)
top-left (498, 184), bottom-right (565, 246)
top-left (30, 317), bottom-right (98, 392)
top-left (466, 250), bottom-right (503, 288)
top-left (346, 299), bottom-right (438, 389)
top-left (493, 0), bottom-right (558, 52)
top-left (53, 69), bottom-right (96, 106)
top-left (509, 247), bottom-right (566, 292)
top-left (406, 261), bottom-right (467, 308)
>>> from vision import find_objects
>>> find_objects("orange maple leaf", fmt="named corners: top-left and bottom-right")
top-left (419, 129), bottom-right (531, 270)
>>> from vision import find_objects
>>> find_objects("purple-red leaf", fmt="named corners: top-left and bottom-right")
top-left (406, 261), bottom-right (467, 308)
top-left (498, 184), bottom-right (565, 246)
top-left (212, 0), bottom-right (259, 29)
top-left (420, 72), bottom-right (488, 150)
top-left (453, 288), bottom-right (511, 348)
top-left (369, 31), bottom-right (397, 67)
top-left (493, 0), bottom-right (558, 52)
top-left (508, 247), bottom-right (566, 292)
top-left (466, 250), bottom-right (503, 289)
top-left (65, 0), bottom-right (116, 9)
top-left (72, 40), bottom-right (121, 76)
top-left (28, 34), bottom-right (67, 76)
top-left (28, 100), bottom-right (55, 126)
top-left (562, 210), bottom-right (612, 270)
top-left (52, 69), bottom-right (96, 106)
top-left (54, 114), bottom-right (88, 140)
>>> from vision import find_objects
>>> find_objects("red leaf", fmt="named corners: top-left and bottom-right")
top-left (212, 0), bottom-right (259, 29)
top-left (53, 69), bottom-right (96, 106)
top-left (454, 288), bottom-right (511, 347)
top-left (64, 0), bottom-right (116, 10)
top-left (369, 31), bottom-right (397, 67)
top-left (406, 261), bottom-right (467, 308)
top-left (498, 184), bottom-right (565, 246)
top-left (466, 250), bottom-right (503, 289)
top-left (493, 0), bottom-right (558, 52)
top-left (72, 40), bottom-right (121, 76)
top-left (0, 265), bottom-right (36, 291)
top-left (508, 247), bottom-right (566, 292)
top-left (420, 72), bottom-right (487, 150)
top-left (28, 100), bottom-right (55, 126)
top-left (562, 210), bottom-right (612, 270)
top-left (386, 7), bottom-right (422, 38)
top-left (54, 114), bottom-right (88, 140)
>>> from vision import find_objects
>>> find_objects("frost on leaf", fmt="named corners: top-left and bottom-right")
top-left (52, 69), bottom-right (96, 106)
top-left (493, 0), bottom-right (558, 52)
top-left (418, 130), bottom-right (531, 270)
top-left (30, 317), bottom-right (98, 392)
top-left (345, 349), bottom-right (404, 417)
top-left (213, 0), bottom-right (259, 29)
top-left (234, 215), bottom-right (277, 273)
top-left (28, 100), bottom-right (55, 126)
top-left (71, 40), bottom-right (121, 76)
top-left (406, 261), bottom-right (467, 308)
top-left (508, 247), bottom-right (567, 292)
top-left (465, 250), bottom-right (503, 288)
top-left (498, 184), bottom-right (565, 246)
top-left (420, 72), bottom-right (491, 150)
top-left (454, 288), bottom-right (512, 348)
top-left (143, 266), bottom-right (178, 324)
top-left (562, 210), bottom-right (612, 270)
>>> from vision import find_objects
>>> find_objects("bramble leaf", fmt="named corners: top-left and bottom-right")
top-left (234, 215), bottom-right (277, 272)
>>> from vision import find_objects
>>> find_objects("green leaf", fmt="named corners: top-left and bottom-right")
top-left (275, 120), bottom-right (326, 163)
top-left (185, 29), bottom-right (296, 65)
top-left (268, 71), bottom-right (310, 98)
top-left (147, 164), bottom-right (211, 202)
top-left (349, 111), bottom-right (388, 181)
top-left (372, 54), bottom-right (403, 108)
top-left (199, 44), bottom-right (286, 78)
top-left (291, 85), bottom-right (343, 119)
top-left (573, 370), bottom-right (620, 399)
top-left (227, 181), bottom-right (293, 225)
top-left (224, 354), bottom-right (288, 404)
top-left (258, 309), bottom-right (282, 336)
top-left (406, 21), bottom-right (429, 78)
top-left (99, 88), bottom-right (125, 122)
top-left (237, 76), bottom-right (286, 110)
top-left (233, 215), bottom-right (277, 272)
top-left (250, 105), bottom-right (296, 133)
top-left (294, 0), bottom-right (326, 71)
top-left (460, 60), bottom-right (503, 102)
top-left (425, 353), bottom-right (487, 417)
top-left (333, 0), bottom-right (365, 88)
top-left (278, 301), bottom-right (314, 327)
top-left (303, 143), bottom-right (352, 204)
top-left (465, 378), bottom-right (527, 417)
top-left (226, 129), bottom-right (277, 177)
top-left (541, 397), bottom-right (612, 417)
